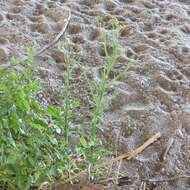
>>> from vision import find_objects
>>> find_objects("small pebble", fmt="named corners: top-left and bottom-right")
top-left (51, 50), bottom-right (65, 63)
top-left (0, 48), bottom-right (8, 61)
top-left (56, 19), bottom-right (66, 30)
top-left (0, 37), bottom-right (8, 45)
top-left (175, 129), bottom-right (184, 139)
top-left (37, 22), bottom-right (49, 33)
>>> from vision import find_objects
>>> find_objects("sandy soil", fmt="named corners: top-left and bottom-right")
top-left (0, 0), bottom-right (190, 189)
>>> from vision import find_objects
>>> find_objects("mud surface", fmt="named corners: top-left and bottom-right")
top-left (0, 0), bottom-right (190, 189)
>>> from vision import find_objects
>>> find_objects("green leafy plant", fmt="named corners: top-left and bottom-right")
top-left (88, 29), bottom-right (120, 165)
top-left (0, 20), bottom-right (128, 189)
top-left (0, 51), bottom-right (49, 189)
top-left (74, 23), bottom-right (129, 179)
top-left (0, 49), bottom-right (77, 189)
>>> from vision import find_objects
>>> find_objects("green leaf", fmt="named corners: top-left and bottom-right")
top-left (80, 136), bottom-right (87, 148)
top-left (0, 69), bottom-right (6, 78)
top-left (2, 163), bottom-right (17, 174)
top-left (31, 99), bottom-right (45, 114)
top-left (47, 106), bottom-right (60, 118)
top-left (23, 81), bottom-right (39, 94)
top-left (0, 81), bottom-right (5, 91)
top-left (9, 111), bottom-right (20, 131)
top-left (15, 88), bottom-right (30, 112)
top-left (16, 174), bottom-right (31, 190)
top-left (49, 137), bottom-right (58, 145)
top-left (10, 57), bottom-right (19, 66)
top-left (33, 119), bottom-right (48, 127)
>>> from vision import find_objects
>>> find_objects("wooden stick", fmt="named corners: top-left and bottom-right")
top-left (127, 132), bottom-right (161, 160)
top-left (35, 10), bottom-right (71, 57)
top-left (3, 10), bottom-right (71, 70)
top-left (142, 175), bottom-right (190, 183)
top-left (161, 137), bottom-right (174, 161)
top-left (140, 182), bottom-right (146, 190)
top-left (62, 132), bottom-right (161, 184)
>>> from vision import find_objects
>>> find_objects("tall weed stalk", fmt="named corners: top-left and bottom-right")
top-left (86, 28), bottom-right (122, 175)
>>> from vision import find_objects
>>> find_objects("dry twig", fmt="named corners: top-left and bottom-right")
top-left (127, 132), bottom-right (161, 160)
top-left (140, 182), bottom-right (146, 190)
top-left (161, 137), bottom-right (174, 161)
top-left (142, 175), bottom-right (190, 183)
top-left (63, 132), bottom-right (161, 184)
top-left (35, 10), bottom-right (71, 57)
top-left (3, 10), bottom-right (71, 70)
top-left (115, 159), bottom-right (122, 185)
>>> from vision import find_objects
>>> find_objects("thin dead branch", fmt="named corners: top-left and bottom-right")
top-left (161, 137), bottom-right (174, 161)
top-left (3, 10), bottom-right (71, 69)
top-left (62, 132), bottom-right (161, 184)
top-left (115, 159), bottom-right (122, 185)
top-left (142, 175), bottom-right (190, 183)
top-left (140, 182), bottom-right (146, 190)
top-left (127, 132), bottom-right (161, 160)
top-left (35, 10), bottom-right (71, 57)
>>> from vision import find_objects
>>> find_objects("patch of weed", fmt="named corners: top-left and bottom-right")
top-left (0, 21), bottom-right (129, 189)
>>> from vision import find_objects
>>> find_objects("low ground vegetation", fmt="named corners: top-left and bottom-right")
top-left (0, 24), bottom-right (126, 189)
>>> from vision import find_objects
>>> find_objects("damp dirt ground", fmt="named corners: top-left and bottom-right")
top-left (0, 0), bottom-right (190, 190)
